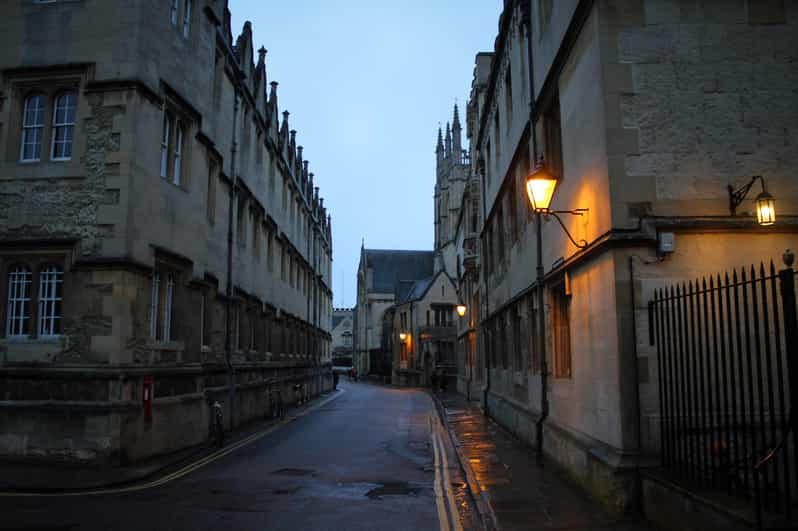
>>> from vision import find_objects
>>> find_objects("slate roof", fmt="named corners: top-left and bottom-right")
top-left (398, 271), bottom-right (456, 304)
top-left (401, 277), bottom-right (434, 304)
top-left (363, 249), bottom-right (434, 294)
top-left (332, 315), bottom-right (347, 329)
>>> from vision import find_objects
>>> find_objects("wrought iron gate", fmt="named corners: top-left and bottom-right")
top-left (649, 253), bottom-right (797, 529)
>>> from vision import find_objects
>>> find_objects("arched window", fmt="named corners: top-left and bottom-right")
top-left (38, 264), bottom-right (63, 336)
top-left (20, 94), bottom-right (45, 162)
top-left (160, 114), bottom-right (171, 178)
top-left (6, 265), bottom-right (32, 337)
top-left (51, 91), bottom-right (77, 161)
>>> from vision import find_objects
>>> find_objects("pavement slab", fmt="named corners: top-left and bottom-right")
top-left (433, 391), bottom-right (659, 531)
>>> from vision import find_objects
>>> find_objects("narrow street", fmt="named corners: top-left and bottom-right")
top-left (0, 382), bottom-right (473, 531)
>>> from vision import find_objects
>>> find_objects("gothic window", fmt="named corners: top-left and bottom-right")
top-left (486, 141), bottom-right (492, 185)
top-left (150, 270), bottom-right (175, 341)
top-left (512, 306), bottom-right (522, 371)
top-left (267, 231), bottom-right (274, 272)
top-left (172, 121), bottom-right (183, 185)
top-left (538, 0), bottom-right (552, 35)
top-left (252, 213), bottom-right (260, 259)
top-left (551, 280), bottom-right (572, 378)
top-left (160, 114), bottom-right (171, 178)
top-left (543, 91), bottom-right (563, 181)
top-left (207, 160), bottom-right (217, 224)
top-left (20, 94), bottom-right (45, 162)
top-left (236, 197), bottom-right (246, 247)
top-left (528, 295), bottom-right (539, 373)
top-left (170, 0), bottom-right (178, 25)
top-left (150, 272), bottom-right (160, 338)
top-left (200, 293), bottom-right (209, 349)
top-left (50, 91), bottom-right (76, 161)
top-left (5, 265), bottom-right (32, 338)
top-left (234, 304), bottom-right (241, 351)
top-left (160, 108), bottom-right (188, 186)
top-left (182, 0), bottom-right (192, 39)
top-left (37, 265), bottom-right (63, 337)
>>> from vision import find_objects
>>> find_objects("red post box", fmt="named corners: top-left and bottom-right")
top-left (142, 375), bottom-right (153, 419)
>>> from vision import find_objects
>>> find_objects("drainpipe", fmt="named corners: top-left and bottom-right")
top-left (523, 1), bottom-right (548, 466)
top-left (479, 164), bottom-right (491, 416)
top-left (225, 85), bottom-right (240, 429)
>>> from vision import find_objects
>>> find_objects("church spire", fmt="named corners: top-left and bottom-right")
top-left (444, 122), bottom-right (452, 160)
top-left (452, 104), bottom-right (462, 157)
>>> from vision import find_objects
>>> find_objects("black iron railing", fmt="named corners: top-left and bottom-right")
top-left (649, 258), bottom-right (797, 529)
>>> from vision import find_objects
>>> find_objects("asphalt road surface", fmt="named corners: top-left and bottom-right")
top-left (1, 381), bottom-right (471, 531)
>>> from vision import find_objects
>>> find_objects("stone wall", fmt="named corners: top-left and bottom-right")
top-left (0, 364), bottom-right (331, 464)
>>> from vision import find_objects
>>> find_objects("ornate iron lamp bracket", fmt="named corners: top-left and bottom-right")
top-left (728, 175), bottom-right (765, 215)
top-left (543, 209), bottom-right (589, 249)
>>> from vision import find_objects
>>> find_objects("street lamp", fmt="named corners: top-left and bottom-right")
top-left (525, 166), bottom-right (558, 212)
top-left (525, 159), bottom-right (589, 467)
top-left (456, 304), bottom-right (467, 318)
top-left (728, 175), bottom-right (776, 226)
top-left (399, 332), bottom-right (407, 342)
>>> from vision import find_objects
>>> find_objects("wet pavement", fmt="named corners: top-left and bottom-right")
top-left (436, 392), bottom-right (658, 531)
top-left (0, 382), bottom-right (477, 531)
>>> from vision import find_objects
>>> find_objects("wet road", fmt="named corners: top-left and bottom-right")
top-left (1, 382), bottom-right (464, 531)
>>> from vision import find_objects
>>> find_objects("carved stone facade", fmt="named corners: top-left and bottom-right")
top-left (0, 0), bottom-right (333, 465)
top-left (454, 0), bottom-right (797, 514)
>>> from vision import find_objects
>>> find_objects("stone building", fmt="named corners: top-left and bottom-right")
top-left (353, 246), bottom-right (433, 376)
top-left (455, 0), bottom-right (797, 517)
top-left (331, 307), bottom-right (353, 366)
top-left (391, 271), bottom-right (458, 387)
top-left (0, 0), bottom-right (334, 465)
top-left (434, 106), bottom-right (470, 278)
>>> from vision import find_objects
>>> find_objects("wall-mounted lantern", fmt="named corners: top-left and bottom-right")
top-left (456, 304), bottom-right (467, 318)
top-left (728, 175), bottom-right (776, 226)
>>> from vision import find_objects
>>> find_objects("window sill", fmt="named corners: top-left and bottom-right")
top-left (146, 340), bottom-right (184, 351)
top-left (1, 336), bottom-right (61, 345)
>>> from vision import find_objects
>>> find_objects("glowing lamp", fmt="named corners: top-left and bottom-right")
top-left (456, 304), bottom-right (467, 318)
top-left (525, 164), bottom-right (558, 212)
top-left (399, 332), bottom-right (407, 341)
top-left (756, 191), bottom-right (776, 226)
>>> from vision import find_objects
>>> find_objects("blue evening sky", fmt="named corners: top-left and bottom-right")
top-left (230, 1), bottom-right (502, 307)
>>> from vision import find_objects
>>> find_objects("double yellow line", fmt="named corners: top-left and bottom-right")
top-left (431, 414), bottom-right (464, 531)
top-left (0, 389), bottom-right (345, 498)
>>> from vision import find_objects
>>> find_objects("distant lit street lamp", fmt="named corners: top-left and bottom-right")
top-left (525, 160), bottom-right (588, 467)
top-left (728, 175), bottom-right (776, 226)
top-left (456, 303), bottom-right (467, 318)
top-left (399, 332), bottom-right (407, 342)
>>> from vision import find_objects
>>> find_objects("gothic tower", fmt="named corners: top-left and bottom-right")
top-left (433, 104), bottom-right (470, 276)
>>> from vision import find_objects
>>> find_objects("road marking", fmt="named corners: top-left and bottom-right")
top-left (435, 419), bottom-right (465, 531)
top-left (0, 388), bottom-right (345, 498)
top-left (432, 416), bottom-right (452, 531)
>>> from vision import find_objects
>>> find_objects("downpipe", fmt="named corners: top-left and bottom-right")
top-left (224, 87), bottom-right (240, 430)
